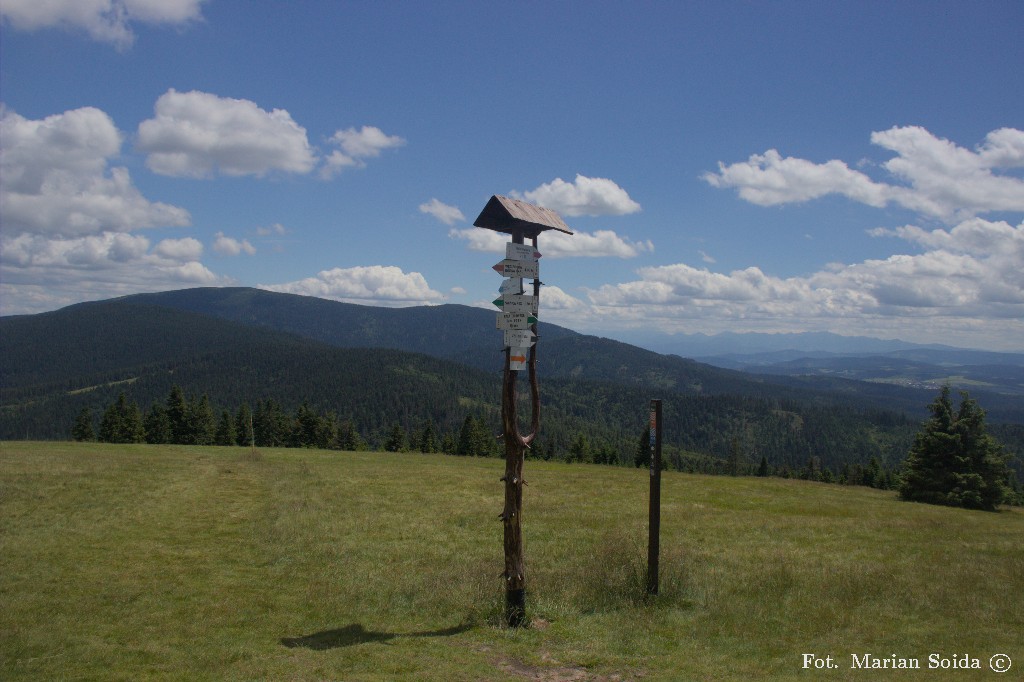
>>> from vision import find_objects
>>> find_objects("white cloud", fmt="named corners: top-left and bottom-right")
top-left (0, 106), bottom-right (191, 237)
top-left (153, 237), bottom-right (203, 261)
top-left (137, 89), bottom-right (318, 178)
top-left (513, 174), bottom-right (642, 217)
top-left (575, 218), bottom-right (1024, 346)
top-left (212, 232), bottom-right (256, 256)
top-left (419, 198), bottom-right (465, 226)
top-left (0, 0), bottom-right (205, 49)
top-left (704, 126), bottom-right (1024, 222)
top-left (448, 227), bottom-right (652, 258)
top-left (260, 265), bottom-right (445, 306)
top-left (256, 223), bottom-right (288, 237)
top-left (321, 125), bottom-right (405, 177)
top-left (0, 231), bottom-right (222, 314)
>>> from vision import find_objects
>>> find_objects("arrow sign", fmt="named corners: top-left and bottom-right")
top-left (493, 295), bottom-right (538, 314)
top-left (492, 259), bottom-right (539, 279)
top-left (506, 243), bottom-right (541, 262)
top-left (509, 347), bottom-right (530, 371)
top-left (504, 330), bottom-right (536, 347)
top-left (496, 311), bottom-right (538, 330)
top-left (498, 277), bottom-right (522, 296)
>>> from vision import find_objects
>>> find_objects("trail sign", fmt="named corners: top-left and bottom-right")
top-left (499, 277), bottom-right (522, 296)
top-left (471, 194), bottom-right (574, 628)
top-left (506, 242), bottom-right (541, 262)
top-left (493, 295), bottom-right (538, 315)
top-left (504, 329), bottom-right (536, 348)
top-left (492, 259), bottom-right (539, 279)
top-left (509, 347), bottom-right (529, 371)
top-left (496, 311), bottom-right (538, 330)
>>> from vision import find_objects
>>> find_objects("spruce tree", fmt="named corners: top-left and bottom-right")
top-left (215, 410), bottom-right (237, 446)
top-left (71, 408), bottom-right (95, 442)
top-left (384, 422), bottom-right (407, 452)
top-left (144, 403), bottom-right (171, 444)
top-left (899, 386), bottom-right (1010, 511)
top-left (235, 404), bottom-right (253, 447)
top-left (166, 385), bottom-right (190, 444)
top-left (189, 394), bottom-right (216, 445)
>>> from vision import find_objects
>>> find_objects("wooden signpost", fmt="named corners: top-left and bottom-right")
top-left (472, 195), bottom-right (573, 627)
top-left (647, 398), bottom-right (663, 596)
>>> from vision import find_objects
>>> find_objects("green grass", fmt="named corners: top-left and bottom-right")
top-left (2, 441), bottom-right (1022, 681)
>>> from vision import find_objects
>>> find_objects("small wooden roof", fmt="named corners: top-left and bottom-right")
top-left (473, 195), bottom-right (573, 238)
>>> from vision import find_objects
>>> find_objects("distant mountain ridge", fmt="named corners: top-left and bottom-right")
top-left (619, 329), bottom-right (1021, 359)
top-left (2, 287), bottom-right (1022, 472)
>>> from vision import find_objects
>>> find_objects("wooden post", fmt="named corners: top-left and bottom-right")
top-left (647, 399), bottom-right (662, 596)
top-left (501, 230), bottom-right (539, 627)
top-left (472, 195), bottom-right (569, 629)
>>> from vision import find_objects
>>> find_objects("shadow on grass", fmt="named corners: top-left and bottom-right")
top-left (280, 622), bottom-right (472, 650)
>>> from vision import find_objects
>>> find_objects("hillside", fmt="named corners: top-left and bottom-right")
top-left (3, 443), bottom-right (1022, 680)
top-left (2, 287), bottom-right (1022, 476)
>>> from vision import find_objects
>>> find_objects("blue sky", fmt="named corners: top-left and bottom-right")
top-left (2, 0), bottom-right (1022, 350)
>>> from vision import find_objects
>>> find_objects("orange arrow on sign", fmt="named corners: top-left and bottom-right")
top-left (510, 353), bottom-right (527, 363)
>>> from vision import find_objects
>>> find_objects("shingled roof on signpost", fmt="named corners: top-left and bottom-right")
top-left (473, 195), bottom-right (573, 238)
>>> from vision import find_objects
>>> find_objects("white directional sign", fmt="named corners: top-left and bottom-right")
top-left (499, 277), bottom-right (522, 296)
top-left (496, 311), bottom-right (537, 330)
top-left (506, 243), bottom-right (541, 262)
top-left (496, 295), bottom-right (538, 315)
top-left (508, 347), bottom-right (530, 371)
top-left (493, 259), bottom-right (539, 279)
top-left (504, 330), bottom-right (536, 348)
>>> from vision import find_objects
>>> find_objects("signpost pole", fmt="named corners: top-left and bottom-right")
top-left (473, 194), bottom-right (571, 628)
top-left (501, 229), bottom-right (528, 627)
top-left (647, 398), bottom-right (662, 596)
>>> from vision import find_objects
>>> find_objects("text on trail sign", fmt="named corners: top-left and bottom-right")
top-left (496, 311), bottom-right (538, 330)
top-left (493, 259), bottom-right (539, 279)
top-left (506, 242), bottom-right (541, 261)
top-left (504, 329), bottom-right (536, 348)
top-left (492, 295), bottom-right (538, 314)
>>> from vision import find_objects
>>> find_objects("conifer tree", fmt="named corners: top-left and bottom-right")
top-left (71, 408), bottom-right (95, 442)
top-left (215, 410), bottom-right (237, 446)
top-left (384, 422), bottom-right (407, 452)
top-left (99, 393), bottom-right (144, 443)
top-left (166, 385), bottom-right (190, 444)
top-left (235, 404), bottom-right (253, 447)
top-left (190, 394), bottom-right (216, 445)
top-left (144, 403), bottom-right (171, 444)
top-left (899, 386), bottom-right (1010, 511)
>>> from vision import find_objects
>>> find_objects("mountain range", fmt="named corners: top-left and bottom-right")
top-left (3, 287), bottom-right (1022, 474)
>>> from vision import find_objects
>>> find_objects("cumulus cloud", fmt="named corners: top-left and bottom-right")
top-left (419, 198), bottom-right (465, 226)
top-left (212, 232), bottom-right (256, 256)
top-left (137, 90), bottom-right (318, 178)
top-left (704, 126), bottom-right (1024, 222)
top-left (579, 218), bottom-right (1024, 345)
top-left (0, 106), bottom-right (191, 237)
top-left (0, 0), bottom-right (205, 49)
top-left (321, 126), bottom-right (406, 177)
top-left (0, 231), bottom-right (222, 314)
top-left (448, 227), bottom-right (652, 258)
top-left (260, 265), bottom-right (445, 306)
top-left (513, 174), bottom-right (641, 217)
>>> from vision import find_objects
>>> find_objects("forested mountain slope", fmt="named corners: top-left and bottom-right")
top-left (2, 288), bottom-right (1021, 477)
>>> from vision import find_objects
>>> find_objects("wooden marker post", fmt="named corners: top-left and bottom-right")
top-left (472, 195), bottom-right (573, 628)
top-left (647, 398), bottom-right (662, 596)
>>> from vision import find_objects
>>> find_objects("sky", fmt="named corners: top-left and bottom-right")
top-left (1, 0), bottom-right (1023, 352)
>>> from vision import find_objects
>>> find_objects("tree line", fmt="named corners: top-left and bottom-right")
top-left (71, 385), bottom-right (502, 456)
top-left (72, 384), bottom-right (1020, 507)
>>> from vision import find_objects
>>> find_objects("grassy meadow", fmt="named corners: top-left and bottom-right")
top-left (2, 441), bottom-right (1022, 680)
